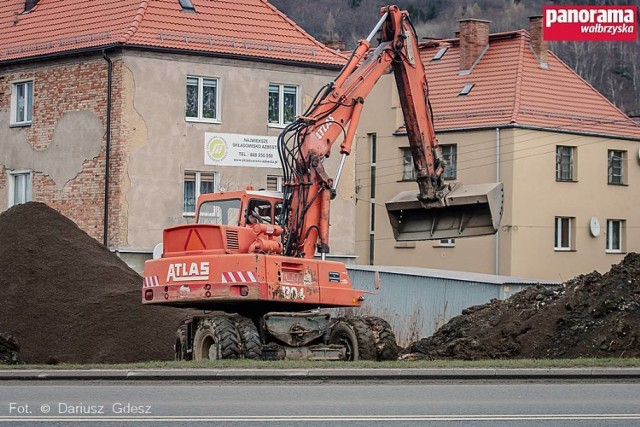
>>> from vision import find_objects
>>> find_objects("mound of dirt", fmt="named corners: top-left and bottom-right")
top-left (404, 253), bottom-right (640, 360)
top-left (0, 202), bottom-right (190, 364)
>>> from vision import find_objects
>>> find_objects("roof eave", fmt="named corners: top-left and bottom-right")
top-left (0, 44), bottom-right (344, 70)
top-left (426, 123), bottom-right (640, 142)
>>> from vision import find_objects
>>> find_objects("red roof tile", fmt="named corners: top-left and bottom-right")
top-left (416, 31), bottom-right (640, 140)
top-left (0, 0), bottom-right (345, 66)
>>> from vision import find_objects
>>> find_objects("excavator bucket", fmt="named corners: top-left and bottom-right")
top-left (386, 183), bottom-right (503, 241)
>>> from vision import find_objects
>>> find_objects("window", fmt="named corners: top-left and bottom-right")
top-left (440, 144), bottom-right (457, 180)
top-left (266, 175), bottom-right (283, 192)
top-left (432, 47), bottom-right (448, 61)
top-left (556, 146), bottom-right (575, 181)
top-left (178, 0), bottom-right (195, 12)
top-left (8, 170), bottom-right (32, 207)
top-left (608, 150), bottom-right (626, 185)
top-left (402, 148), bottom-right (416, 181)
top-left (11, 81), bottom-right (33, 126)
top-left (554, 216), bottom-right (574, 251)
top-left (434, 238), bottom-right (455, 247)
top-left (268, 84), bottom-right (298, 126)
top-left (247, 199), bottom-right (273, 225)
top-left (183, 171), bottom-right (218, 215)
top-left (186, 76), bottom-right (219, 122)
top-left (198, 199), bottom-right (240, 225)
top-left (606, 219), bottom-right (624, 253)
top-left (459, 83), bottom-right (474, 96)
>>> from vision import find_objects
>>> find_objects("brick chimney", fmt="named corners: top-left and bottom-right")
top-left (529, 15), bottom-right (548, 68)
top-left (458, 18), bottom-right (490, 74)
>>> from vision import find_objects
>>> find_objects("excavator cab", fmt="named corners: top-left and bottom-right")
top-left (386, 182), bottom-right (503, 241)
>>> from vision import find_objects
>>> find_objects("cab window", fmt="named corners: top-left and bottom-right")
top-left (198, 199), bottom-right (241, 225)
top-left (247, 199), bottom-right (273, 224)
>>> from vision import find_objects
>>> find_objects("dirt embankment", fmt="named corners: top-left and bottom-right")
top-left (404, 253), bottom-right (640, 360)
top-left (0, 202), bottom-right (190, 364)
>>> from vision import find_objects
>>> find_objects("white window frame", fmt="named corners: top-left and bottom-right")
top-left (183, 171), bottom-right (219, 217)
top-left (556, 146), bottom-right (575, 182)
top-left (607, 150), bottom-right (626, 185)
top-left (434, 238), bottom-right (456, 247)
top-left (7, 169), bottom-right (32, 207)
top-left (606, 219), bottom-right (624, 253)
top-left (268, 83), bottom-right (299, 127)
top-left (554, 216), bottom-right (573, 251)
top-left (440, 144), bottom-right (457, 180)
top-left (401, 148), bottom-right (416, 181)
top-left (185, 76), bottom-right (221, 123)
top-left (266, 175), bottom-right (283, 192)
top-left (10, 80), bottom-right (34, 126)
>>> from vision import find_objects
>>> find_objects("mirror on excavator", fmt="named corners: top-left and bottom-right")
top-left (386, 182), bottom-right (503, 241)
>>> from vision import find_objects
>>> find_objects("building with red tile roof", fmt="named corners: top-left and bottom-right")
top-left (356, 17), bottom-right (640, 281)
top-left (0, 0), bottom-right (356, 269)
top-left (418, 29), bottom-right (640, 140)
top-left (0, 0), bottom-right (345, 66)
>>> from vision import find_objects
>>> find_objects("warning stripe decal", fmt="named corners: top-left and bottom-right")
top-left (143, 276), bottom-right (159, 288)
top-left (221, 271), bottom-right (257, 283)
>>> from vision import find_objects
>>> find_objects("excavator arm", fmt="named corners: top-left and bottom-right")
top-left (278, 5), bottom-right (503, 259)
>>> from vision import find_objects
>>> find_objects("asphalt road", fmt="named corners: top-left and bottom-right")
top-left (1, 380), bottom-right (640, 426)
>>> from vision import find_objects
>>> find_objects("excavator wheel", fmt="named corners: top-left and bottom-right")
top-left (364, 316), bottom-right (399, 361)
top-left (174, 324), bottom-right (190, 361)
top-left (192, 315), bottom-right (242, 360)
top-left (231, 316), bottom-right (263, 360)
top-left (329, 317), bottom-right (377, 361)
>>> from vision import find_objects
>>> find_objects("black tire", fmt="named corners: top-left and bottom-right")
top-left (329, 317), bottom-right (377, 361)
top-left (174, 325), bottom-right (190, 361)
top-left (364, 316), bottom-right (399, 361)
top-left (192, 316), bottom-right (242, 360)
top-left (231, 316), bottom-right (263, 360)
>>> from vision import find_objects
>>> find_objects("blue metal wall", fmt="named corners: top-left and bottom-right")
top-left (344, 266), bottom-right (558, 346)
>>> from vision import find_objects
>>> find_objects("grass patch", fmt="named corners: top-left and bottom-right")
top-left (2, 358), bottom-right (640, 370)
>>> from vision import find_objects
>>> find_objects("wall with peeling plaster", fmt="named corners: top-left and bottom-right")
top-left (122, 51), bottom-right (356, 257)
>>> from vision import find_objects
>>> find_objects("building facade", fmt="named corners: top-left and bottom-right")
top-left (356, 18), bottom-right (640, 281)
top-left (0, 0), bottom-right (357, 270)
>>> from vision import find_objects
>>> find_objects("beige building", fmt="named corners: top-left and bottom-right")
top-left (0, 0), bottom-right (356, 270)
top-left (356, 18), bottom-right (640, 281)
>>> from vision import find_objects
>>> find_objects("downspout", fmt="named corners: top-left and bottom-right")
top-left (102, 50), bottom-right (113, 247)
top-left (495, 127), bottom-right (500, 275)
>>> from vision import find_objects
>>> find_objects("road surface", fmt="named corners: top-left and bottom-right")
top-left (1, 380), bottom-right (639, 426)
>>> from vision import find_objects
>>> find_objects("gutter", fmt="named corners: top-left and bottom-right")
top-left (0, 44), bottom-right (344, 71)
top-left (428, 123), bottom-right (640, 142)
top-left (102, 49), bottom-right (113, 247)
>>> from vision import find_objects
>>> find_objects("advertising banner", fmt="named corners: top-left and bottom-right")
top-left (204, 133), bottom-right (281, 168)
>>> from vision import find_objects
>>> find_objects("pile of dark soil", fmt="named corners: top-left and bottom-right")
top-left (0, 202), bottom-right (189, 364)
top-left (404, 253), bottom-right (640, 360)
top-left (0, 332), bottom-right (20, 364)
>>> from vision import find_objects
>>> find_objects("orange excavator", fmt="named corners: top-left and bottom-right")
top-left (142, 5), bottom-right (503, 361)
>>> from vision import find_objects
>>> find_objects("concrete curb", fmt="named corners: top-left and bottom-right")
top-left (1, 368), bottom-right (640, 381)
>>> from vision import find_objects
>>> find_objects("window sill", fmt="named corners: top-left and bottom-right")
top-left (185, 118), bottom-right (221, 124)
top-left (607, 182), bottom-right (628, 187)
top-left (554, 248), bottom-right (576, 252)
top-left (183, 213), bottom-right (195, 217)
top-left (394, 242), bottom-right (415, 249)
top-left (434, 244), bottom-right (456, 248)
top-left (10, 122), bottom-right (32, 128)
top-left (605, 250), bottom-right (625, 254)
top-left (267, 123), bottom-right (291, 129)
top-left (556, 179), bottom-right (578, 183)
